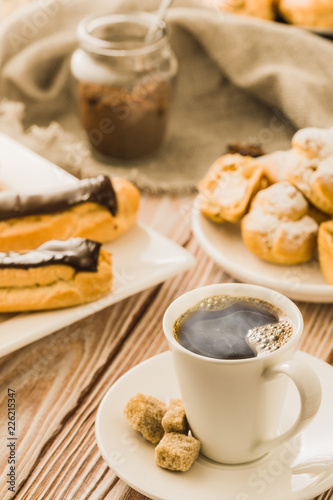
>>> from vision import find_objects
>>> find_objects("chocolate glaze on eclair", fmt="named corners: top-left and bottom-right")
top-left (0, 175), bottom-right (117, 221)
top-left (0, 238), bottom-right (102, 272)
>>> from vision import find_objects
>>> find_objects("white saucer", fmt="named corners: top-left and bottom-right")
top-left (95, 351), bottom-right (333, 500)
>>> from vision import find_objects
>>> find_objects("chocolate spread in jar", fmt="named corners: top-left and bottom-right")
top-left (0, 238), bottom-right (102, 272)
top-left (78, 78), bottom-right (172, 161)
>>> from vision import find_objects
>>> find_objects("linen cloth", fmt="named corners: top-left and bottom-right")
top-left (0, 0), bottom-right (333, 193)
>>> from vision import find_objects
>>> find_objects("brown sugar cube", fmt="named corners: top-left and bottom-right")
top-left (155, 432), bottom-right (201, 472)
top-left (124, 393), bottom-right (167, 444)
top-left (162, 399), bottom-right (188, 434)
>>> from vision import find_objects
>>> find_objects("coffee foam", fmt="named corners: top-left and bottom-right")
top-left (246, 318), bottom-right (293, 357)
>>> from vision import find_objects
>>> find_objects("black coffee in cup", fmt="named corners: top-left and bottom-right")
top-left (173, 295), bottom-right (293, 360)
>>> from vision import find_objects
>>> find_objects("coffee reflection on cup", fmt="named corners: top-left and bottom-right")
top-left (163, 283), bottom-right (322, 464)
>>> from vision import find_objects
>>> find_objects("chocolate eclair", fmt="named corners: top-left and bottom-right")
top-left (0, 176), bottom-right (140, 251)
top-left (0, 175), bottom-right (117, 220)
top-left (0, 238), bottom-right (112, 312)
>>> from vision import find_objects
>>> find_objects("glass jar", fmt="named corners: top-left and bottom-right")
top-left (71, 12), bottom-right (178, 162)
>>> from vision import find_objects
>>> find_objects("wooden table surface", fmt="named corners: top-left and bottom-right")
top-left (0, 194), bottom-right (332, 500)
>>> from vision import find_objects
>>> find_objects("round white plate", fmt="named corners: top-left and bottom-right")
top-left (95, 351), bottom-right (333, 500)
top-left (191, 202), bottom-right (333, 303)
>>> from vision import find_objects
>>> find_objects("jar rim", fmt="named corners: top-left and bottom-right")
top-left (77, 12), bottom-right (168, 57)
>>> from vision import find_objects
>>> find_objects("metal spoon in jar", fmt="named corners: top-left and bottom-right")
top-left (145, 0), bottom-right (173, 42)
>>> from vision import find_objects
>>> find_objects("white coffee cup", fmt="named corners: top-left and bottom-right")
top-left (163, 283), bottom-right (322, 464)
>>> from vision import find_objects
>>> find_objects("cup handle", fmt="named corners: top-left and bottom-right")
top-left (253, 359), bottom-right (322, 456)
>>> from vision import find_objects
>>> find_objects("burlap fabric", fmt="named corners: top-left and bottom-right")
top-left (1, 0), bottom-right (333, 193)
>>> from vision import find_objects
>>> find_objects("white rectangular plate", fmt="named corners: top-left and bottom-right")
top-left (0, 133), bottom-right (195, 357)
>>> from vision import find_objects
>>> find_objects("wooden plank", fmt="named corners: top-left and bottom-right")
top-left (0, 196), bottom-right (332, 500)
